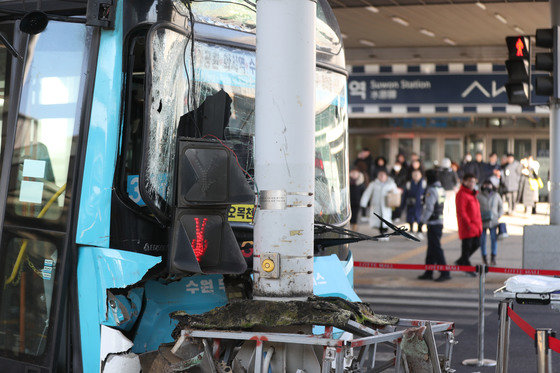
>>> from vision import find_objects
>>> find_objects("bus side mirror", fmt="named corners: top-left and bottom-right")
top-left (20, 11), bottom-right (49, 35)
top-left (168, 138), bottom-right (254, 275)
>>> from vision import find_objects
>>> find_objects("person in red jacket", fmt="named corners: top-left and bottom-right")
top-left (454, 173), bottom-right (483, 271)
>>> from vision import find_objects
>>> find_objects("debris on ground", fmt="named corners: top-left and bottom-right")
top-left (170, 296), bottom-right (398, 338)
top-left (400, 326), bottom-right (433, 373)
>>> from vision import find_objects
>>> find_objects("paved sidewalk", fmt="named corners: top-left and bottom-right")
top-left (352, 203), bottom-right (550, 291)
top-left (350, 204), bottom-right (555, 372)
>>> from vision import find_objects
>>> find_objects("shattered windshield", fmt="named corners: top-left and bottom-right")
top-left (145, 26), bottom-right (349, 224)
top-left (172, 0), bottom-right (342, 54)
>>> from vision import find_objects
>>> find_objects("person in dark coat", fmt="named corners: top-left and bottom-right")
top-left (459, 152), bottom-right (486, 182)
top-left (370, 156), bottom-right (388, 181)
top-left (454, 173), bottom-right (483, 271)
top-left (417, 169), bottom-right (449, 281)
top-left (354, 159), bottom-right (370, 186)
top-left (501, 153), bottom-right (521, 214)
top-left (349, 168), bottom-right (366, 230)
top-left (396, 153), bottom-right (408, 171)
top-left (407, 159), bottom-right (424, 181)
top-left (458, 153), bottom-right (472, 179)
top-left (354, 148), bottom-right (373, 176)
top-left (391, 161), bottom-right (408, 221)
top-left (391, 161), bottom-right (408, 189)
top-left (402, 169), bottom-right (426, 239)
top-left (480, 152), bottom-right (500, 185)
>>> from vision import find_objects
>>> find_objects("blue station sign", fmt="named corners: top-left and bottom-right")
top-left (348, 73), bottom-right (547, 106)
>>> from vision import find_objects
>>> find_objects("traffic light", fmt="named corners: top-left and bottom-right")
top-left (534, 27), bottom-right (558, 98)
top-left (168, 138), bottom-right (254, 275)
top-left (505, 35), bottom-right (531, 106)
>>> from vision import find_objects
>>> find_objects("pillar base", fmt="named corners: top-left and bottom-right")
top-left (523, 225), bottom-right (560, 269)
top-left (462, 358), bottom-right (497, 367)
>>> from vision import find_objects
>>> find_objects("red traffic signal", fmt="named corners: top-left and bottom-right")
top-left (169, 210), bottom-right (247, 274)
top-left (505, 35), bottom-right (531, 106)
top-left (506, 36), bottom-right (530, 60)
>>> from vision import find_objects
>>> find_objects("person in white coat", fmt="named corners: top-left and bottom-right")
top-left (360, 169), bottom-right (398, 236)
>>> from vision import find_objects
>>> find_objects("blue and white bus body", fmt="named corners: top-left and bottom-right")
top-left (0, 1), bottom-right (353, 371)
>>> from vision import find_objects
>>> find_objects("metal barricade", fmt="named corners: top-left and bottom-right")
top-left (174, 318), bottom-right (456, 372)
top-left (536, 328), bottom-right (553, 373)
top-left (495, 299), bottom-right (513, 373)
top-left (462, 264), bottom-right (497, 367)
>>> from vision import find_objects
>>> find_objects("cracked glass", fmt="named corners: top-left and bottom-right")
top-left (146, 27), bottom-right (349, 224)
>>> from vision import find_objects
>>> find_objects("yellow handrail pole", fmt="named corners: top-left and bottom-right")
top-left (5, 183), bottom-right (67, 285)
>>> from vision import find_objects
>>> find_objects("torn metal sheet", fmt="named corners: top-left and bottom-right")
top-left (78, 247), bottom-right (161, 373)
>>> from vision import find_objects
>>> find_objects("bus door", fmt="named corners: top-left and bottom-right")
top-left (0, 20), bottom-right (97, 372)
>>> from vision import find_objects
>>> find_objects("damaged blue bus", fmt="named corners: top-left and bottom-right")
top-left (0, 0), bottom-right (351, 371)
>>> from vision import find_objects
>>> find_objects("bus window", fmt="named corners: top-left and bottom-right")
top-left (314, 68), bottom-right (349, 224)
top-left (144, 25), bottom-right (349, 225)
top-left (118, 30), bottom-right (148, 208)
top-left (142, 25), bottom-right (191, 220)
top-left (6, 22), bottom-right (87, 224)
top-left (0, 232), bottom-right (59, 357)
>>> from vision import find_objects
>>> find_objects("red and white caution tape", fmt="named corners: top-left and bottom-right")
top-left (353, 261), bottom-right (477, 273)
top-left (354, 261), bottom-right (560, 276)
top-left (488, 267), bottom-right (560, 276)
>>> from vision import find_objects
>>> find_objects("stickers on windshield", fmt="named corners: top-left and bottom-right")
top-left (42, 259), bottom-right (55, 280)
top-left (227, 204), bottom-right (254, 223)
top-left (127, 175), bottom-right (145, 206)
top-left (22, 159), bottom-right (46, 178)
top-left (19, 180), bottom-right (44, 204)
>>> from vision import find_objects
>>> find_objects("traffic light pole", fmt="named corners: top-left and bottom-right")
top-left (551, 103), bottom-right (560, 225)
top-left (254, 0), bottom-right (316, 300)
top-left (550, 0), bottom-right (560, 224)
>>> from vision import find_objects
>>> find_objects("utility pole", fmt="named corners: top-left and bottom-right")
top-left (524, 0), bottom-right (560, 269)
top-left (254, 0), bottom-right (316, 300)
top-left (550, 0), bottom-right (560, 224)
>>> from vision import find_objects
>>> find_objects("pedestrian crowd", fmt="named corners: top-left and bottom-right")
top-left (350, 148), bottom-right (544, 282)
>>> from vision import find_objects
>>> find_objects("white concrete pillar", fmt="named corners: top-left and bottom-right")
top-left (253, 0), bottom-right (317, 299)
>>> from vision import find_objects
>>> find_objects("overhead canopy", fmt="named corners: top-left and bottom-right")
top-left (327, 0), bottom-right (550, 64)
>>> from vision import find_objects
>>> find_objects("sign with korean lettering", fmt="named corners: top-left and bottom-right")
top-left (228, 204), bottom-right (254, 223)
top-left (348, 73), bottom-right (547, 105)
top-left (185, 276), bottom-right (226, 295)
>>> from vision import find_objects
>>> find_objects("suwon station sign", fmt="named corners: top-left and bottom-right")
top-left (347, 64), bottom-right (548, 116)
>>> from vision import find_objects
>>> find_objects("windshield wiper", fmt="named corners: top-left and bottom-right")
top-left (314, 213), bottom-right (420, 250)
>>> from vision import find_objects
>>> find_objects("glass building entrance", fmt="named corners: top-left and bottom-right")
top-left (349, 115), bottom-right (550, 200)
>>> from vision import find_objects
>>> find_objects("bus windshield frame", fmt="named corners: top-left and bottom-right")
top-left (141, 22), bottom-right (349, 226)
